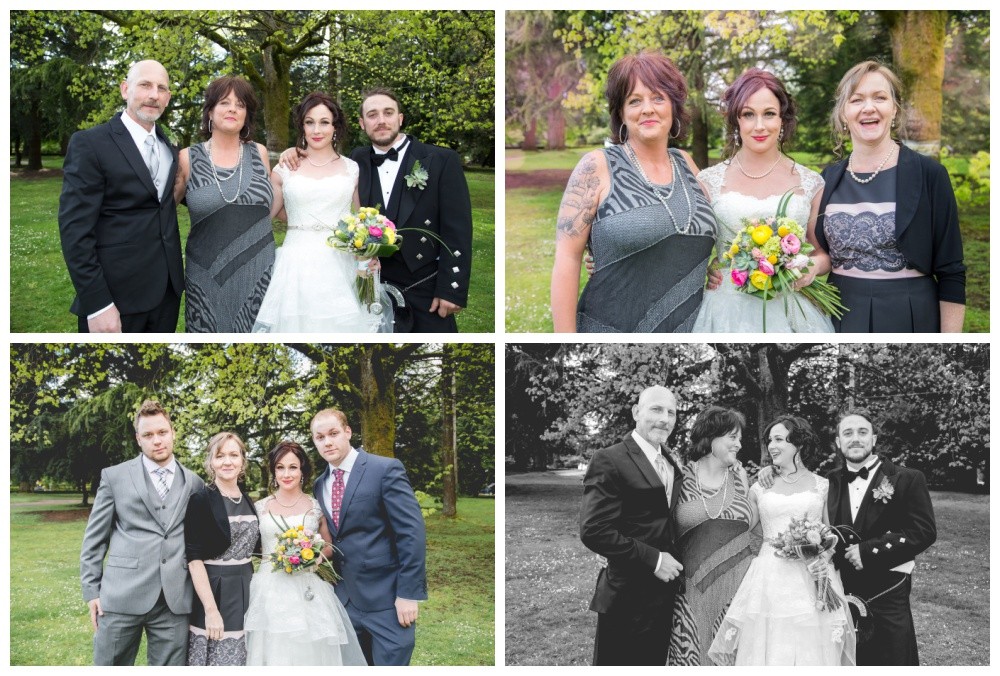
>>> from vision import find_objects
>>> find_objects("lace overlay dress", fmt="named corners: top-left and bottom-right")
top-left (707, 477), bottom-right (856, 665)
top-left (252, 160), bottom-right (387, 332)
top-left (692, 162), bottom-right (834, 333)
top-left (244, 497), bottom-right (366, 666)
top-left (187, 498), bottom-right (259, 666)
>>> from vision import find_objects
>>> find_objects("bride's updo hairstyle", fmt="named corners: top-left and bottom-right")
top-left (686, 406), bottom-right (746, 462)
top-left (293, 91), bottom-right (348, 153)
top-left (606, 50), bottom-right (690, 144)
top-left (204, 431), bottom-right (248, 482)
top-left (763, 414), bottom-right (821, 472)
top-left (268, 440), bottom-right (313, 490)
top-left (721, 68), bottom-right (798, 161)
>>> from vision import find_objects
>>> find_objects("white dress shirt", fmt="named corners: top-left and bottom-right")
top-left (322, 447), bottom-right (359, 511)
top-left (847, 455), bottom-right (914, 574)
top-left (141, 453), bottom-right (177, 493)
top-left (373, 135), bottom-right (410, 207)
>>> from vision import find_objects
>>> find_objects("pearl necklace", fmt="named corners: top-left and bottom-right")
top-left (216, 483), bottom-right (243, 504)
top-left (734, 151), bottom-right (783, 180)
top-left (306, 152), bottom-right (339, 168)
top-left (273, 492), bottom-right (306, 509)
top-left (695, 461), bottom-right (729, 520)
top-left (847, 143), bottom-right (896, 184)
top-left (779, 468), bottom-right (803, 484)
top-left (623, 141), bottom-right (694, 235)
top-left (207, 139), bottom-right (244, 203)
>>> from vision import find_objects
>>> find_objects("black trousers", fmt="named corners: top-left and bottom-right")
top-left (78, 287), bottom-right (180, 333)
top-left (593, 606), bottom-right (671, 666)
top-left (854, 573), bottom-right (919, 666)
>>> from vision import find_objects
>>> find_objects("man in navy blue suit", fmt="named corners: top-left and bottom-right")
top-left (311, 408), bottom-right (427, 665)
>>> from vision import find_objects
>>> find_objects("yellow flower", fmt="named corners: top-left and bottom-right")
top-left (750, 270), bottom-right (773, 291)
top-left (751, 225), bottom-right (774, 246)
top-left (354, 238), bottom-right (365, 249)
top-left (767, 254), bottom-right (778, 265)
top-left (777, 224), bottom-right (791, 237)
top-left (285, 565), bottom-right (293, 573)
top-left (729, 243), bottom-right (739, 257)
top-left (277, 545), bottom-right (285, 553)
top-left (301, 548), bottom-right (315, 561)
top-left (385, 228), bottom-right (397, 245)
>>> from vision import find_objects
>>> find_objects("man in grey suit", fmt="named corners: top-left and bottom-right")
top-left (80, 400), bottom-right (203, 665)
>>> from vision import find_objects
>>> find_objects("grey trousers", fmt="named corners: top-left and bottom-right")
top-left (92, 592), bottom-right (188, 666)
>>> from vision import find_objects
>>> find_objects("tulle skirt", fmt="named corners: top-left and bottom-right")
top-left (692, 283), bottom-right (834, 333)
top-left (707, 547), bottom-right (856, 665)
top-left (244, 568), bottom-right (367, 666)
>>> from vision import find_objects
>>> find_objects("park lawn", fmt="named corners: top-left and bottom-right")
top-left (9, 495), bottom-right (494, 666)
top-left (504, 472), bottom-right (989, 666)
top-left (504, 148), bottom-right (989, 333)
top-left (10, 160), bottom-right (494, 333)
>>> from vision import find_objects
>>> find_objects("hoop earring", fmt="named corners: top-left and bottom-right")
top-left (208, 119), bottom-right (213, 134)
top-left (619, 122), bottom-right (628, 143)
top-left (669, 120), bottom-right (680, 140)
top-left (240, 125), bottom-right (250, 141)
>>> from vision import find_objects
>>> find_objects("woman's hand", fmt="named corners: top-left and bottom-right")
top-left (706, 263), bottom-right (723, 290)
top-left (791, 267), bottom-right (817, 290)
top-left (278, 147), bottom-right (305, 170)
top-left (204, 607), bottom-right (225, 641)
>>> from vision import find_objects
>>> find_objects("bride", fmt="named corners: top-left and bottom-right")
top-left (692, 69), bottom-right (833, 332)
top-left (253, 92), bottom-right (387, 332)
top-left (707, 416), bottom-right (855, 665)
top-left (244, 441), bottom-right (366, 665)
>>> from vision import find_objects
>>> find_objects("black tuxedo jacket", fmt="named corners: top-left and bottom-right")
top-left (815, 144), bottom-right (965, 305)
top-left (58, 113), bottom-right (185, 318)
top-left (580, 434), bottom-right (682, 614)
top-left (827, 457), bottom-right (936, 591)
top-left (350, 136), bottom-right (473, 307)
top-left (183, 484), bottom-right (260, 563)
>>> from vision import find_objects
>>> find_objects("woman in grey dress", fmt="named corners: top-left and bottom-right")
top-left (174, 76), bottom-right (275, 332)
top-left (550, 50), bottom-right (717, 333)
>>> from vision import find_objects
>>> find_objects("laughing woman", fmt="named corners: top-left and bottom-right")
top-left (814, 61), bottom-right (966, 332)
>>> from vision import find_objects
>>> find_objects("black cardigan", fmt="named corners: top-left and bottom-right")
top-left (184, 483), bottom-right (260, 562)
top-left (815, 144), bottom-right (966, 304)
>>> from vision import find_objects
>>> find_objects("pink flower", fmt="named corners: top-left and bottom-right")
top-left (751, 247), bottom-right (763, 260)
top-left (289, 556), bottom-right (301, 565)
top-left (383, 219), bottom-right (395, 229)
top-left (780, 233), bottom-right (801, 254)
top-left (731, 268), bottom-right (749, 287)
top-left (369, 226), bottom-right (384, 238)
top-left (758, 260), bottom-right (775, 276)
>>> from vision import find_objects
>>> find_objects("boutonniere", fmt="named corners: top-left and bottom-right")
top-left (872, 476), bottom-right (894, 503)
top-left (404, 160), bottom-right (428, 190)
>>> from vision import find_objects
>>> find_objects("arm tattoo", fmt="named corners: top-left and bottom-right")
top-left (557, 156), bottom-right (601, 239)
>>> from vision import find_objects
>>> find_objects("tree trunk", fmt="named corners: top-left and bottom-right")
top-left (545, 105), bottom-right (566, 150)
top-left (522, 117), bottom-right (538, 150)
top-left (440, 346), bottom-right (458, 517)
top-left (688, 54), bottom-right (709, 169)
top-left (358, 347), bottom-right (396, 457)
top-left (260, 44), bottom-right (292, 156)
top-left (885, 10), bottom-right (947, 158)
top-left (27, 99), bottom-right (43, 171)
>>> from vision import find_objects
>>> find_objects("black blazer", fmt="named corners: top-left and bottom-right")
top-left (58, 113), bottom-right (185, 318)
top-left (184, 484), bottom-right (260, 562)
top-left (351, 136), bottom-right (473, 306)
top-left (827, 457), bottom-right (937, 590)
top-left (580, 434), bottom-right (683, 614)
top-left (815, 144), bottom-right (965, 304)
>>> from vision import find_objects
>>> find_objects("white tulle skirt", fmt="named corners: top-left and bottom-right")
top-left (707, 546), bottom-right (856, 665)
top-left (244, 568), bottom-right (367, 666)
top-left (692, 283), bottom-right (834, 333)
top-left (253, 229), bottom-right (387, 333)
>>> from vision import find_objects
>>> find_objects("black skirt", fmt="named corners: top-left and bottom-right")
top-left (831, 273), bottom-right (940, 333)
top-left (187, 562), bottom-right (253, 666)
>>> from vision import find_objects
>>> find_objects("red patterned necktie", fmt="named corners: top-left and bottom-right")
top-left (331, 468), bottom-right (345, 528)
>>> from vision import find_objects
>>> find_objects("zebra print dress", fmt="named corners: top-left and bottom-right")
top-left (184, 142), bottom-right (274, 333)
top-left (576, 144), bottom-right (715, 332)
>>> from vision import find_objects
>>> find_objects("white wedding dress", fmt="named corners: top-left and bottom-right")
top-left (253, 160), bottom-right (388, 332)
top-left (692, 162), bottom-right (834, 333)
top-left (707, 478), bottom-right (856, 665)
top-left (244, 497), bottom-right (366, 665)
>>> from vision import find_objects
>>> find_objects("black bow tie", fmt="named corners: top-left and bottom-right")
top-left (846, 465), bottom-right (871, 483)
top-left (371, 138), bottom-right (409, 167)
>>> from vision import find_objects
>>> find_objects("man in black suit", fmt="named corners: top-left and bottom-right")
top-left (350, 88), bottom-right (472, 333)
top-left (827, 408), bottom-right (937, 665)
top-left (580, 385), bottom-right (684, 666)
top-left (58, 59), bottom-right (184, 333)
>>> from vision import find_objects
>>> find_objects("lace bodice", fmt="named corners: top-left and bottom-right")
top-left (698, 162), bottom-right (824, 262)
top-left (254, 496), bottom-right (325, 558)
top-left (275, 159), bottom-right (359, 232)
top-left (753, 476), bottom-right (829, 544)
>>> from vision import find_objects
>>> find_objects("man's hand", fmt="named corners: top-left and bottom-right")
top-left (653, 552), bottom-right (683, 582)
top-left (845, 544), bottom-right (864, 570)
top-left (87, 598), bottom-right (104, 631)
top-left (277, 147), bottom-right (306, 170)
top-left (757, 464), bottom-right (776, 489)
top-left (395, 597), bottom-right (419, 628)
top-left (87, 305), bottom-right (122, 333)
top-left (429, 297), bottom-right (462, 318)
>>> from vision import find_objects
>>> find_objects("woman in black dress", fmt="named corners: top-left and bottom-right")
top-left (185, 432), bottom-right (260, 665)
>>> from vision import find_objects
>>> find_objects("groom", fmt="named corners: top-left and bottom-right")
top-left (310, 408), bottom-right (427, 665)
top-left (828, 408), bottom-right (937, 665)
top-left (580, 385), bottom-right (684, 665)
top-left (79, 400), bottom-right (203, 665)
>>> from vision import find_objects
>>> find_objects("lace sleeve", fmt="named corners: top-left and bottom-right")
top-left (274, 163), bottom-right (290, 183)
top-left (304, 497), bottom-right (324, 532)
top-left (343, 156), bottom-right (360, 183)
top-left (796, 164), bottom-right (825, 203)
top-left (253, 495), bottom-right (271, 518)
top-left (815, 475), bottom-right (830, 503)
top-left (696, 162), bottom-right (726, 204)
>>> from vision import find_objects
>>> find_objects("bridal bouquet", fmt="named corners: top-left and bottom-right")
top-left (328, 207), bottom-right (401, 314)
top-left (266, 515), bottom-right (340, 584)
top-left (723, 191), bottom-right (847, 331)
top-left (767, 514), bottom-right (841, 612)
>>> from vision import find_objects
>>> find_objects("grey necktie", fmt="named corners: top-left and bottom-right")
top-left (654, 453), bottom-right (672, 505)
top-left (144, 134), bottom-right (160, 188)
top-left (153, 467), bottom-right (169, 500)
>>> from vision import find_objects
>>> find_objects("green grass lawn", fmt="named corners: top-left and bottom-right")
top-left (505, 471), bottom-right (989, 666)
top-left (9, 494), bottom-right (494, 666)
top-left (505, 147), bottom-right (989, 333)
top-left (10, 157), bottom-right (494, 333)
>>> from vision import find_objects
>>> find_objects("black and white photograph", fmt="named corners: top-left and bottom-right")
top-left (506, 342), bottom-right (988, 666)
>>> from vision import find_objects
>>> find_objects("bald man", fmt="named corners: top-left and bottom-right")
top-left (580, 386), bottom-right (685, 665)
top-left (59, 59), bottom-right (184, 332)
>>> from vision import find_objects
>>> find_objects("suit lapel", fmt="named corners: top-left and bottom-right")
top-left (128, 457), bottom-right (161, 525)
top-left (666, 452), bottom-right (683, 509)
top-left (109, 114), bottom-right (161, 200)
top-left (827, 471), bottom-right (843, 524)
top-left (163, 465), bottom-right (193, 532)
top-left (313, 474), bottom-right (332, 522)
top-left (337, 449), bottom-right (367, 531)
top-left (393, 138), bottom-right (433, 228)
top-left (854, 458), bottom-right (891, 531)
top-left (894, 145), bottom-right (919, 241)
top-left (622, 435), bottom-right (664, 492)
